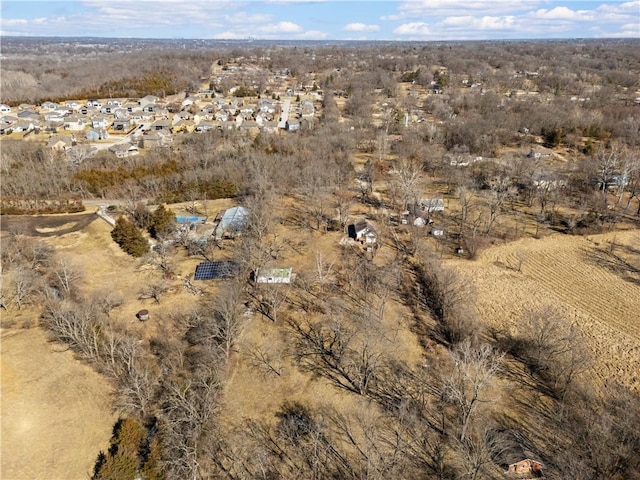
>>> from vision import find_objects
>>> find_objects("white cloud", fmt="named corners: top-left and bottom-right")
top-left (441, 15), bottom-right (518, 30)
top-left (295, 29), bottom-right (329, 39)
top-left (392, 0), bottom-right (541, 19)
top-left (251, 21), bottom-right (303, 34)
top-left (210, 31), bottom-right (250, 40)
top-left (226, 12), bottom-right (274, 24)
top-left (264, 0), bottom-right (325, 3)
top-left (81, 0), bottom-right (240, 26)
top-left (532, 7), bottom-right (593, 21)
top-left (343, 22), bottom-right (380, 32)
top-left (272, 21), bottom-right (304, 33)
top-left (3, 19), bottom-right (28, 26)
top-left (393, 22), bottom-right (431, 36)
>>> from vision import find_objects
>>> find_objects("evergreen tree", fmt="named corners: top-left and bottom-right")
top-left (111, 216), bottom-right (150, 257)
top-left (93, 418), bottom-right (146, 480)
top-left (149, 204), bottom-right (176, 239)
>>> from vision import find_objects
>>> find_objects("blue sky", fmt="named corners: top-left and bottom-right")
top-left (1, 1), bottom-right (638, 40)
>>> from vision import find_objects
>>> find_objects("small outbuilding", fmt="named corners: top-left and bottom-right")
top-left (214, 206), bottom-right (249, 239)
top-left (255, 267), bottom-right (293, 284)
top-left (507, 459), bottom-right (544, 477)
top-left (419, 198), bottom-right (445, 212)
top-left (348, 221), bottom-right (377, 245)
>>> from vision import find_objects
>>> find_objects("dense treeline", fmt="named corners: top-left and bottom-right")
top-left (1, 48), bottom-right (215, 105)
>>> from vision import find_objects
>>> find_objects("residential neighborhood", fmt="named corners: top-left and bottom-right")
top-left (0, 61), bottom-right (320, 161)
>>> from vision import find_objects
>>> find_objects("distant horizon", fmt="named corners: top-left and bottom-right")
top-left (3, 35), bottom-right (639, 41)
top-left (1, 1), bottom-right (638, 41)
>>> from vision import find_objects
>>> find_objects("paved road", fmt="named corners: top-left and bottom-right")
top-left (278, 99), bottom-right (291, 129)
top-left (91, 123), bottom-right (150, 151)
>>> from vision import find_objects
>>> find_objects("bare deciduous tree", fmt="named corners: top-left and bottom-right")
top-left (51, 256), bottom-right (82, 298)
top-left (442, 340), bottom-right (503, 442)
top-left (12, 265), bottom-right (41, 310)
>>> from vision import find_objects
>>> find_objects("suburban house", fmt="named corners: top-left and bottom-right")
top-left (258, 99), bottom-right (276, 113)
top-left (142, 103), bottom-right (159, 113)
top-left (194, 121), bottom-right (215, 133)
top-left (150, 119), bottom-right (171, 131)
top-left (217, 120), bottom-right (236, 131)
top-left (17, 109), bottom-right (39, 120)
top-left (0, 104), bottom-right (12, 113)
top-left (239, 120), bottom-right (260, 133)
top-left (91, 115), bottom-right (111, 128)
top-left (109, 143), bottom-right (139, 158)
top-left (123, 101), bottom-right (141, 113)
top-left (300, 99), bottom-right (315, 117)
top-left (86, 129), bottom-right (109, 141)
top-left (113, 109), bottom-right (130, 120)
top-left (507, 459), bottom-right (544, 477)
top-left (193, 110), bottom-right (212, 123)
top-left (64, 100), bottom-right (82, 111)
top-left (286, 118), bottom-right (300, 132)
top-left (44, 111), bottom-right (66, 123)
top-left (348, 220), bottom-right (378, 245)
top-left (12, 120), bottom-right (36, 133)
top-left (255, 267), bottom-right (293, 284)
top-left (112, 119), bottom-right (131, 131)
top-left (261, 120), bottom-right (279, 134)
top-left (139, 131), bottom-right (172, 149)
top-left (172, 119), bottom-right (195, 133)
top-left (181, 96), bottom-right (199, 107)
top-left (40, 102), bottom-right (59, 111)
top-left (212, 98), bottom-right (227, 109)
top-left (63, 115), bottom-right (86, 131)
top-left (138, 95), bottom-right (160, 107)
top-left (47, 135), bottom-right (75, 151)
top-left (215, 110), bottom-right (230, 122)
top-left (173, 110), bottom-right (192, 122)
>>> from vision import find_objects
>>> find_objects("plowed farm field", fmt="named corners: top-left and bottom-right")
top-left (448, 230), bottom-right (640, 391)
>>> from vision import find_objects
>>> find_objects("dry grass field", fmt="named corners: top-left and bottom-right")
top-left (0, 207), bottom-right (217, 479)
top-left (1, 328), bottom-right (116, 480)
top-left (448, 229), bottom-right (640, 391)
top-left (2, 199), bottom-right (638, 478)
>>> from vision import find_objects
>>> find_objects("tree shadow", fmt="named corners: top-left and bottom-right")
top-left (582, 246), bottom-right (640, 286)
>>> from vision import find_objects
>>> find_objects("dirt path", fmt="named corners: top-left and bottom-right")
top-left (1, 213), bottom-right (98, 237)
top-left (1, 327), bottom-right (116, 480)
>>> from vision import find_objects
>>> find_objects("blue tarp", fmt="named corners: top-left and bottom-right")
top-left (175, 215), bottom-right (207, 224)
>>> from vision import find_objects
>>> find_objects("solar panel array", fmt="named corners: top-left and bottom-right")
top-left (194, 261), bottom-right (240, 280)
